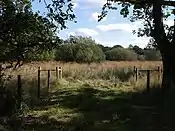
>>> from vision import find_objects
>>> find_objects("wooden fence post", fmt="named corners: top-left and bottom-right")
top-left (133, 66), bottom-right (136, 72)
top-left (17, 75), bottom-right (22, 109)
top-left (47, 70), bottom-right (50, 92)
top-left (37, 66), bottom-right (41, 98)
top-left (135, 68), bottom-right (138, 81)
top-left (59, 67), bottom-right (62, 79)
top-left (147, 70), bottom-right (150, 93)
top-left (0, 64), bottom-right (2, 77)
top-left (56, 67), bottom-right (58, 79)
top-left (157, 66), bottom-right (160, 80)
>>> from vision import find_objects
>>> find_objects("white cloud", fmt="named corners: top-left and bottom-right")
top-left (129, 36), bottom-right (151, 48)
top-left (73, 0), bottom-right (107, 9)
top-left (164, 19), bottom-right (174, 26)
top-left (96, 21), bottom-right (144, 33)
top-left (95, 39), bottom-right (124, 47)
top-left (91, 12), bottom-right (106, 22)
top-left (85, 0), bottom-right (106, 7)
top-left (73, 3), bottom-right (78, 8)
top-left (96, 23), bottom-right (133, 32)
top-left (69, 28), bottom-right (99, 37)
top-left (72, 0), bottom-right (79, 8)
top-left (95, 36), bottom-right (150, 48)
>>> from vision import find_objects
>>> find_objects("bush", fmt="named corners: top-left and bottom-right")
top-left (137, 55), bottom-right (145, 61)
top-left (55, 36), bottom-right (106, 63)
top-left (144, 49), bottom-right (162, 61)
top-left (76, 48), bottom-right (93, 63)
top-left (105, 47), bottom-right (137, 61)
top-left (55, 44), bottom-right (75, 62)
top-left (90, 44), bottom-right (106, 62)
top-left (25, 50), bottom-right (56, 61)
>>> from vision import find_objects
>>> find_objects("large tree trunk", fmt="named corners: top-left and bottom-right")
top-left (152, 0), bottom-right (175, 92)
top-left (160, 46), bottom-right (175, 93)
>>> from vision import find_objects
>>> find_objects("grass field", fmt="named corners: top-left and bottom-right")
top-left (10, 61), bottom-right (162, 81)
top-left (3, 61), bottom-right (175, 131)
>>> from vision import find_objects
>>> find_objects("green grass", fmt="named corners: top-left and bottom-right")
top-left (3, 77), bottom-right (173, 131)
top-left (1, 61), bottom-right (173, 131)
top-left (22, 82), bottom-right (132, 131)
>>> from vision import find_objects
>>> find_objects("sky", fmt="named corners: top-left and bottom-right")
top-left (31, 0), bottom-right (174, 48)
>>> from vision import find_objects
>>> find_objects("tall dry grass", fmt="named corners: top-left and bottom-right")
top-left (10, 61), bottom-right (162, 79)
top-left (2, 60), bottom-right (162, 95)
top-left (1, 61), bottom-right (163, 115)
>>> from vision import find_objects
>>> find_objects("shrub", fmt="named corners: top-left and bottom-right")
top-left (105, 47), bottom-right (137, 61)
top-left (90, 44), bottom-right (106, 62)
top-left (98, 67), bottom-right (134, 81)
top-left (137, 55), bottom-right (145, 61)
top-left (25, 50), bottom-right (56, 61)
top-left (76, 48), bottom-right (93, 63)
top-left (55, 36), bottom-right (106, 63)
top-left (55, 44), bottom-right (75, 61)
top-left (144, 49), bottom-right (162, 61)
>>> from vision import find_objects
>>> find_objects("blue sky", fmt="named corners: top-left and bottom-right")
top-left (32, 0), bottom-right (174, 48)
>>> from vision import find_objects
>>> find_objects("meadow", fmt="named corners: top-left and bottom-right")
top-left (6, 61), bottom-right (162, 95)
top-left (3, 60), bottom-right (175, 131)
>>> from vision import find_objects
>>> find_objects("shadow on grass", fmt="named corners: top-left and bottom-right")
top-left (4, 78), bottom-right (175, 131)
top-left (16, 84), bottom-right (175, 131)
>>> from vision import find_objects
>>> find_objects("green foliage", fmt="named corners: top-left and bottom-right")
top-left (131, 45), bottom-right (144, 55)
top-left (98, 0), bottom-right (175, 65)
top-left (55, 36), bottom-right (105, 63)
top-left (36, 0), bottom-right (77, 30)
top-left (90, 44), bottom-right (106, 62)
top-left (0, 0), bottom-right (76, 117)
top-left (112, 45), bottom-right (124, 49)
top-left (97, 44), bottom-right (111, 53)
top-left (105, 47), bottom-right (137, 61)
top-left (25, 50), bottom-right (56, 61)
top-left (55, 44), bottom-right (75, 62)
top-left (137, 55), bottom-right (145, 61)
top-left (99, 67), bottom-right (134, 81)
top-left (144, 49), bottom-right (162, 61)
top-left (0, 0), bottom-right (74, 68)
top-left (76, 48), bottom-right (93, 63)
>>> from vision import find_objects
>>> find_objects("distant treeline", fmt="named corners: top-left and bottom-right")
top-left (25, 36), bottom-right (161, 63)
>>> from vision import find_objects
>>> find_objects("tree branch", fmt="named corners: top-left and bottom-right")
top-left (152, 0), bottom-right (165, 43)
top-left (110, 0), bottom-right (175, 7)
top-left (145, 18), bottom-right (153, 32)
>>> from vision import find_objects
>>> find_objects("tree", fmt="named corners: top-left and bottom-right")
top-left (0, 0), bottom-right (75, 116)
top-left (76, 48), bottom-right (93, 63)
top-left (25, 50), bottom-right (56, 61)
top-left (31, 0), bottom-right (76, 30)
top-left (97, 44), bottom-right (111, 53)
top-left (55, 36), bottom-right (105, 63)
top-left (132, 45), bottom-right (144, 55)
top-left (112, 45), bottom-right (124, 49)
top-left (99, 0), bottom-right (175, 91)
top-left (144, 49), bottom-right (162, 61)
top-left (128, 44), bottom-right (134, 49)
top-left (55, 44), bottom-right (75, 62)
top-left (146, 38), bottom-right (158, 49)
top-left (0, 0), bottom-right (75, 69)
top-left (105, 47), bottom-right (137, 61)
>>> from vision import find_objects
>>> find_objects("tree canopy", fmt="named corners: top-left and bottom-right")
top-left (2, 0), bottom-right (175, 90)
top-left (55, 36), bottom-right (106, 63)
top-left (98, 0), bottom-right (175, 90)
top-left (105, 47), bottom-right (138, 61)
top-left (0, 0), bottom-right (76, 69)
